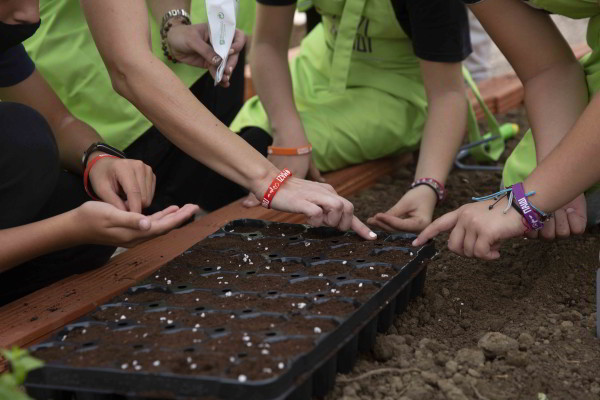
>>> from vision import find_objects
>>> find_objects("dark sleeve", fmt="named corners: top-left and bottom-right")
top-left (0, 44), bottom-right (35, 87)
top-left (397, 0), bottom-right (472, 63)
top-left (257, 0), bottom-right (296, 4)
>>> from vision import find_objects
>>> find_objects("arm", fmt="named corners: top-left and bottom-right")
top-left (0, 70), bottom-right (155, 212)
top-left (0, 202), bottom-right (200, 272)
top-left (369, 60), bottom-right (467, 232)
top-left (414, 0), bottom-right (591, 257)
top-left (249, 2), bottom-right (321, 180)
top-left (79, 0), bottom-right (375, 239)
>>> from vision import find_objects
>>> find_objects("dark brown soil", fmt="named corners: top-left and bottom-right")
top-left (328, 108), bottom-right (600, 400)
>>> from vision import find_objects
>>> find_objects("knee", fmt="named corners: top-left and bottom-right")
top-left (0, 102), bottom-right (59, 170)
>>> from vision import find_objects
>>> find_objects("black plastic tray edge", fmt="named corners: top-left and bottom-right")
top-left (25, 220), bottom-right (434, 400)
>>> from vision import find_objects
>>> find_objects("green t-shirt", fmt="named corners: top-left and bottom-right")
top-left (24, 1), bottom-right (255, 150)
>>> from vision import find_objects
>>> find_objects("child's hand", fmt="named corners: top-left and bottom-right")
top-left (412, 198), bottom-right (526, 260)
top-left (527, 194), bottom-right (586, 240)
top-left (74, 201), bottom-right (200, 248)
top-left (367, 185), bottom-right (437, 233)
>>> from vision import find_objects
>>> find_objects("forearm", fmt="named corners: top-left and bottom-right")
top-left (53, 116), bottom-right (104, 174)
top-left (251, 43), bottom-right (306, 143)
top-left (415, 91), bottom-right (466, 184)
top-left (525, 92), bottom-right (600, 212)
top-left (523, 60), bottom-right (588, 162)
top-left (82, 0), bottom-right (277, 195)
top-left (0, 211), bottom-right (80, 272)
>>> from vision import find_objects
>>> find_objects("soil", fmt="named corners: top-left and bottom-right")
top-left (31, 220), bottom-right (427, 388)
top-left (327, 108), bottom-right (600, 400)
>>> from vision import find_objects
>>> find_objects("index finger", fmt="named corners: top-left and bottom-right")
top-left (116, 170), bottom-right (143, 213)
top-left (231, 29), bottom-right (246, 53)
top-left (351, 216), bottom-right (377, 240)
top-left (412, 210), bottom-right (459, 246)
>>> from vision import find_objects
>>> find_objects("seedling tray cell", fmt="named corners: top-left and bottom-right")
top-left (26, 219), bottom-right (435, 400)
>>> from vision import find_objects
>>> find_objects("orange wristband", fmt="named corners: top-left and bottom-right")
top-left (83, 154), bottom-right (119, 200)
top-left (267, 145), bottom-right (312, 156)
top-left (262, 168), bottom-right (293, 209)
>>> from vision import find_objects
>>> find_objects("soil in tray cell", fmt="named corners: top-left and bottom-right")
top-left (326, 241), bottom-right (386, 259)
top-left (282, 316), bottom-right (338, 336)
top-left (243, 237), bottom-right (288, 254)
top-left (30, 344), bottom-right (75, 363)
top-left (350, 264), bottom-right (397, 281)
top-left (229, 314), bottom-right (287, 332)
top-left (253, 261), bottom-right (305, 275)
top-left (305, 262), bottom-right (354, 277)
top-left (369, 248), bottom-right (413, 265)
top-left (264, 338), bottom-right (315, 358)
top-left (285, 277), bottom-right (331, 295)
top-left (329, 281), bottom-right (380, 301)
top-left (151, 329), bottom-right (209, 349)
top-left (309, 299), bottom-right (357, 317)
top-left (302, 226), bottom-right (346, 240)
top-left (116, 290), bottom-right (170, 304)
top-left (262, 223), bottom-right (307, 236)
top-left (231, 275), bottom-right (290, 293)
top-left (91, 305), bottom-right (146, 323)
top-left (226, 357), bottom-right (289, 381)
top-left (194, 234), bottom-right (247, 251)
top-left (170, 250), bottom-right (249, 269)
top-left (280, 240), bottom-right (331, 258)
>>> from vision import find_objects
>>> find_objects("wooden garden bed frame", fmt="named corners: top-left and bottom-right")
top-left (0, 43), bottom-right (591, 373)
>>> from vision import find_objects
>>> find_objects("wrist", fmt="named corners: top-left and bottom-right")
top-left (248, 163), bottom-right (281, 199)
top-left (410, 184), bottom-right (438, 207)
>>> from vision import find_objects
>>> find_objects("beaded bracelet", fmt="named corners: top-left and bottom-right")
top-left (160, 9), bottom-right (191, 63)
top-left (410, 178), bottom-right (446, 203)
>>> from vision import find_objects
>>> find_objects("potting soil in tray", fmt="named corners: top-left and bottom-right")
top-left (26, 219), bottom-right (435, 400)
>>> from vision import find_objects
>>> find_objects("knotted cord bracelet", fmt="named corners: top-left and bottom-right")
top-left (83, 154), bottom-right (120, 200)
top-left (410, 178), bottom-right (446, 203)
top-left (261, 168), bottom-right (293, 209)
top-left (471, 183), bottom-right (551, 232)
top-left (267, 145), bottom-right (313, 156)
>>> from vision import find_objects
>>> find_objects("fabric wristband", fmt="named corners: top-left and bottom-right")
top-left (261, 168), bottom-right (293, 209)
top-left (410, 178), bottom-right (446, 203)
top-left (267, 145), bottom-right (313, 156)
top-left (511, 182), bottom-right (544, 231)
top-left (83, 154), bottom-right (120, 200)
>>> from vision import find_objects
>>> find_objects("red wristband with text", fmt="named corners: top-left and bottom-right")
top-left (83, 154), bottom-right (119, 200)
top-left (261, 168), bottom-right (293, 209)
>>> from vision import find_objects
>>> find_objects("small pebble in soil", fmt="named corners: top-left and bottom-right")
top-left (261, 349), bottom-right (269, 355)
top-left (342, 261), bottom-right (347, 264)
top-left (263, 367), bottom-right (272, 373)
top-left (152, 360), bottom-right (160, 367)
top-left (120, 315), bottom-right (126, 320)
top-left (167, 280), bottom-right (172, 285)
top-left (297, 303), bottom-right (307, 309)
top-left (278, 362), bottom-right (285, 370)
top-left (190, 363), bottom-right (197, 370)
top-left (225, 292), bottom-right (232, 297)
top-left (134, 365), bottom-right (142, 371)
top-left (314, 327), bottom-right (322, 334)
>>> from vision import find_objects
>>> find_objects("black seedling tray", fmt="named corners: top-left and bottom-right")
top-left (26, 219), bottom-right (435, 400)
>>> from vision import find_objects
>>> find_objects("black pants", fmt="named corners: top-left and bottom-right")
top-left (0, 102), bottom-right (115, 306)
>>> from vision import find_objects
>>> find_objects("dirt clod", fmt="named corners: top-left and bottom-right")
top-left (478, 332), bottom-right (518, 358)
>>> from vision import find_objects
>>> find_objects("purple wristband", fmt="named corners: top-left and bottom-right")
top-left (511, 183), bottom-right (544, 230)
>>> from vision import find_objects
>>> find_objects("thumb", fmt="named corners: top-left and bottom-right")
top-left (242, 193), bottom-right (261, 208)
top-left (309, 161), bottom-right (326, 183)
top-left (109, 208), bottom-right (151, 231)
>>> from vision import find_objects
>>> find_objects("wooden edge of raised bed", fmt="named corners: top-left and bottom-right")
top-left (0, 156), bottom-right (404, 357)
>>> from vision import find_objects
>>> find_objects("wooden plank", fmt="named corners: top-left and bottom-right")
top-left (0, 157), bottom-right (403, 357)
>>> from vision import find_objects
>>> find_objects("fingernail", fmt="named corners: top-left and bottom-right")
top-left (139, 219), bottom-right (150, 230)
top-left (229, 48), bottom-right (234, 55)
top-left (369, 231), bottom-right (377, 238)
top-left (566, 208), bottom-right (575, 214)
top-left (212, 55), bottom-right (222, 65)
top-left (412, 239), bottom-right (419, 246)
